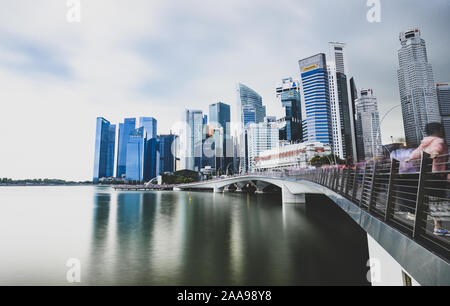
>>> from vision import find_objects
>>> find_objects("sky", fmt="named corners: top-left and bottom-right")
top-left (0, 0), bottom-right (449, 181)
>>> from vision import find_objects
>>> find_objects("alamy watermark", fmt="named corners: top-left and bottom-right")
top-left (66, 0), bottom-right (81, 23)
top-left (66, 258), bottom-right (81, 283)
top-left (367, 0), bottom-right (381, 23)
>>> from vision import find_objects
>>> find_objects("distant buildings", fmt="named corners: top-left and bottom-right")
top-left (276, 77), bottom-right (303, 143)
top-left (397, 28), bottom-right (441, 147)
top-left (437, 83), bottom-right (450, 144)
top-left (180, 109), bottom-right (204, 171)
top-left (125, 127), bottom-right (146, 181)
top-left (209, 102), bottom-right (232, 171)
top-left (327, 42), bottom-right (357, 162)
top-left (247, 119), bottom-right (279, 172)
top-left (93, 117), bottom-right (116, 181)
top-left (355, 89), bottom-right (382, 161)
top-left (158, 134), bottom-right (178, 174)
top-left (116, 118), bottom-right (136, 178)
top-left (298, 53), bottom-right (332, 145)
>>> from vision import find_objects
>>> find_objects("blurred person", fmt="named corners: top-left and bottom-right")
top-left (407, 122), bottom-right (450, 236)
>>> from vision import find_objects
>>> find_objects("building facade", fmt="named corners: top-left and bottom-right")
top-left (138, 117), bottom-right (157, 140)
top-left (125, 127), bottom-right (146, 182)
top-left (254, 142), bottom-right (332, 171)
top-left (299, 53), bottom-right (333, 145)
top-left (247, 120), bottom-right (279, 172)
top-left (276, 77), bottom-right (303, 143)
top-left (180, 109), bottom-right (204, 171)
top-left (93, 117), bottom-right (116, 181)
top-left (116, 118), bottom-right (136, 178)
top-left (355, 89), bottom-right (382, 161)
top-left (437, 83), bottom-right (450, 144)
top-left (397, 29), bottom-right (441, 147)
top-left (158, 134), bottom-right (177, 174)
top-left (209, 102), bottom-right (232, 170)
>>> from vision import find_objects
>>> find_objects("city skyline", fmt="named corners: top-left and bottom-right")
top-left (1, 1), bottom-right (449, 180)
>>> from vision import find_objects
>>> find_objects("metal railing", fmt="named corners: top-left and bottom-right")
top-left (292, 152), bottom-right (450, 261)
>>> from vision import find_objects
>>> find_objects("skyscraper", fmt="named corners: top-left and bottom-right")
top-left (116, 118), bottom-right (136, 178)
top-left (437, 83), bottom-right (450, 144)
top-left (180, 109), bottom-right (204, 171)
top-left (355, 89), bottom-right (382, 161)
top-left (125, 127), bottom-right (146, 182)
top-left (93, 117), bottom-right (116, 181)
top-left (327, 42), bottom-right (357, 162)
top-left (298, 53), bottom-right (332, 145)
top-left (209, 102), bottom-right (231, 170)
top-left (247, 120), bottom-right (279, 172)
top-left (138, 117), bottom-right (157, 140)
top-left (397, 28), bottom-right (441, 147)
top-left (276, 77), bottom-right (302, 143)
top-left (237, 83), bottom-right (266, 127)
top-left (158, 134), bottom-right (178, 174)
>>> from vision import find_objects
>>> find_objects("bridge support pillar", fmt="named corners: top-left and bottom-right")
top-left (282, 186), bottom-right (305, 204)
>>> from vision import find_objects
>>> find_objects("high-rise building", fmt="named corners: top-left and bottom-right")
top-left (437, 83), bottom-right (450, 144)
top-left (116, 118), bottom-right (136, 178)
top-left (138, 117), bottom-right (157, 140)
top-left (327, 42), bottom-right (357, 162)
top-left (125, 127), bottom-right (146, 182)
top-left (298, 53), bottom-right (332, 144)
top-left (93, 117), bottom-right (116, 181)
top-left (180, 109), bottom-right (204, 171)
top-left (397, 28), bottom-right (441, 147)
top-left (209, 102), bottom-right (232, 170)
top-left (247, 120), bottom-right (279, 172)
top-left (158, 134), bottom-right (177, 174)
top-left (236, 83), bottom-right (267, 173)
top-left (355, 89), bottom-right (382, 161)
top-left (276, 77), bottom-right (302, 143)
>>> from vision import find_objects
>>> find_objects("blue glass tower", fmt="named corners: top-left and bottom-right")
top-left (237, 83), bottom-right (266, 127)
top-left (158, 134), bottom-right (177, 174)
top-left (93, 117), bottom-right (116, 181)
top-left (138, 117), bottom-right (157, 139)
top-left (298, 54), bottom-right (332, 144)
top-left (209, 102), bottom-right (231, 170)
top-left (277, 77), bottom-right (303, 142)
top-left (117, 118), bottom-right (136, 178)
top-left (125, 127), bottom-right (146, 182)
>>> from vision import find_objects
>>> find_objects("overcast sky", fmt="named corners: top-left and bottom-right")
top-left (0, 0), bottom-right (449, 180)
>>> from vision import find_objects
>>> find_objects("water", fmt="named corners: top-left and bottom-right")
top-left (0, 186), bottom-right (370, 285)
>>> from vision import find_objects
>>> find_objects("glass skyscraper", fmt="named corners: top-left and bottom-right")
top-left (93, 117), bottom-right (116, 181)
top-left (298, 53), bottom-right (332, 144)
top-left (397, 28), bottom-right (441, 147)
top-left (117, 118), bottom-right (136, 178)
top-left (180, 109), bottom-right (204, 171)
top-left (138, 117), bottom-right (157, 140)
top-left (158, 134), bottom-right (177, 174)
top-left (276, 77), bottom-right (302, 143)
top-left (209, 102), bottom-right (231, 170)
top-left (125, 127), bottom-right (146, 182)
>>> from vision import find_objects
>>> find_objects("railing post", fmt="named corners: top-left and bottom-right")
top-left (384, 159), bottom-right (400, 223)
top-left (351, 166), bottom-right (359, 202)
top-left (344, 166), bottom-right (351, 197)
top-left (359, 163), bottom-right (369, 207)
top-left (367, 162), bottom-right (378, 213)
top-left (412, 152), bottom-right (432, 240)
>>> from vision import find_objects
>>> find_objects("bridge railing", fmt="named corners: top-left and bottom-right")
top-left (293, 152), bottom-right (449, 261)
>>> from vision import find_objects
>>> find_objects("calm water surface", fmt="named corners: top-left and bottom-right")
top-left (0, 186), bottom-right (370, 285)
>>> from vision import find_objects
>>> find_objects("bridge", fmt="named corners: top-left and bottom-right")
top-left (176, 152), bottom-right (450, 286)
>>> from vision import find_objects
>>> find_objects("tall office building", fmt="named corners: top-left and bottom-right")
top-left (116, 118), bottom-right (136, 178)
top-left (237, 83), bottom-right (266, 127)
top-left (327, 42), bottom-right (357, 162)
top-left (276, 77), bottom-right (303, 143)
top-left (298, 53), bottom-right (332, 145)
top-left (350, 77), bottom-right (360, 161)
top-left (247, 120), bottom-right (279, 172)
top-left (397, 28), bottom-right (441, 147)
top-left (437, 83), bottom-right (450, 144)
top-left (125, 127), bottom-right (146, 182)
top-left (158, 134), bottom-right (177, 174)
top-left (138, 117), bottom-right (157, 140)
top-left (93, 117), bottom-right (116, 181)
top-left (209, 102), bottom-right (232, 170)
top-left (355, 89), bottom-right (382, 161)
top-left (236, 83), bottom-right (267, 173)
top-left (180, 109), bottom-right (204, 171)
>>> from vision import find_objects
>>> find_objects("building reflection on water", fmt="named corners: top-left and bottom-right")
top-left (88, 188), bottom-right (369, 286)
